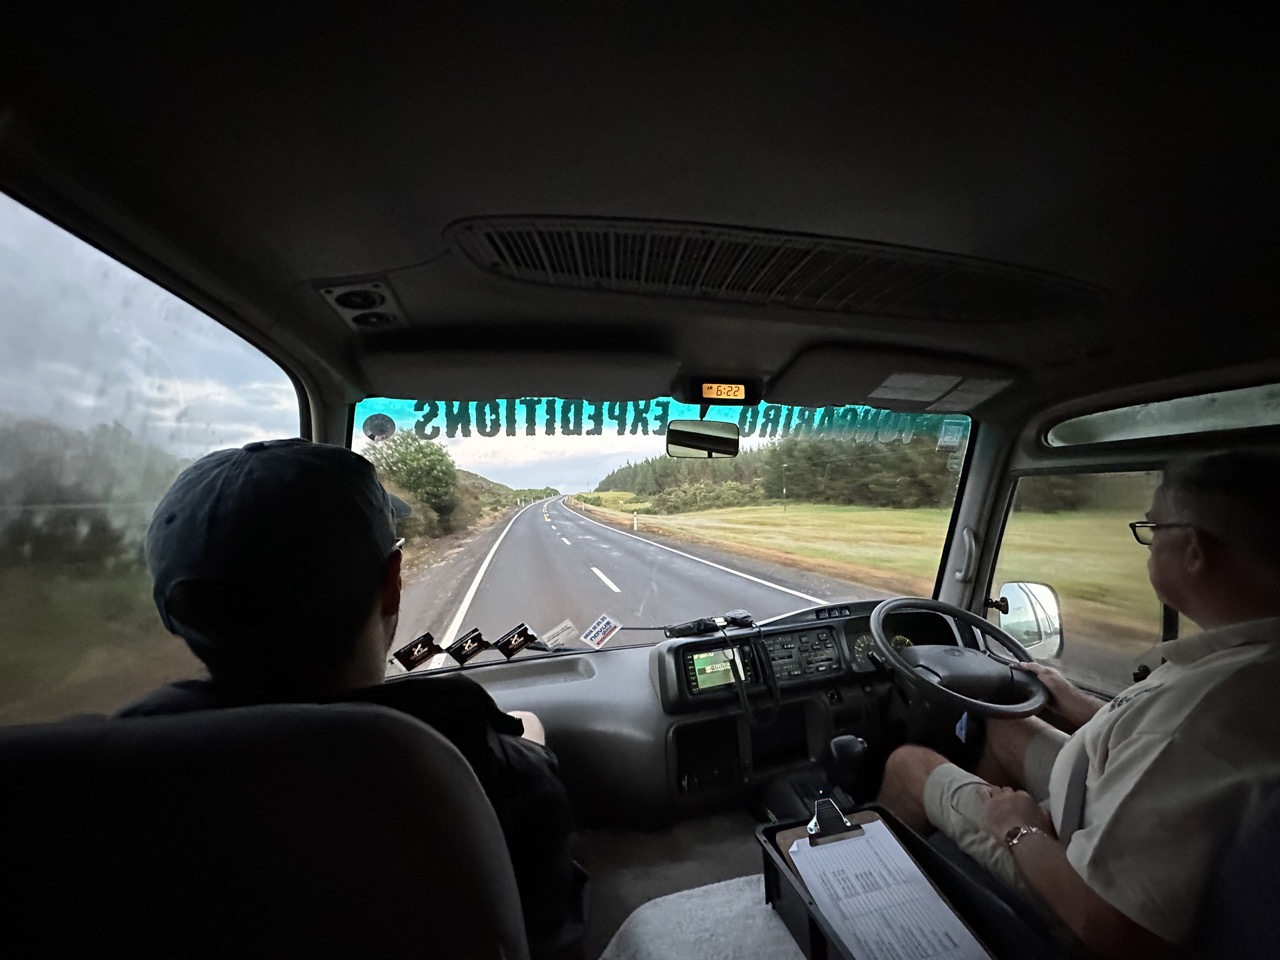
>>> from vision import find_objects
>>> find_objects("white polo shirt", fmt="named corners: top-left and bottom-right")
top-left (1046, 616), bottom-right (1280, 943)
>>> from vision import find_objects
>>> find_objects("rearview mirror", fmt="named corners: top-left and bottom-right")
top-left (666, 420), bottom-right (740, 458)
top-left (997, 582), bottom-right (1063, 658)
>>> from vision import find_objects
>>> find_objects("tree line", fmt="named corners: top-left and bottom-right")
top-left (0, 419), bottom-right (183, 572)
top-left (595, 434), bottom-right (1119, 515)
top-left (596, 436), bottom-right (959, 513)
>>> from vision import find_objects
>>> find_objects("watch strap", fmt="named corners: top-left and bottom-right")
top-left (1004, 824), bottom-right (1049, 850)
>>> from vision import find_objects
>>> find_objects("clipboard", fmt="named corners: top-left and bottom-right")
top-left (771, 806), bottom-right (995, 960)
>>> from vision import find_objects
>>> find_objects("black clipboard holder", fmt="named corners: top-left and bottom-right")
top-left (758, 801), bottom-right (998, 960)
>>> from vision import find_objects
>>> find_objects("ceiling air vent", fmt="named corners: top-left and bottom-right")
top-left (446, 217), bottom-right (1097, 323)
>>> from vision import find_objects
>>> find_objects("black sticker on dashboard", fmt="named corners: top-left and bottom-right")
top-left (446, 628), bottom-right (487, 664)
top-left (494, 623), bottom-right (536, 659)
top-left (391, 631), bottom-right (441, 671)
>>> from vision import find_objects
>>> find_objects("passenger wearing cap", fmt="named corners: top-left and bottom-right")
top-left (119, 439), bottom-right (576, 957)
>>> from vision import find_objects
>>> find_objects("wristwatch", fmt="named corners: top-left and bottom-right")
top-left (1004, 825), bottom-right (1049, 850)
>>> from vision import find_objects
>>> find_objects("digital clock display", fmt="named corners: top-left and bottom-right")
top-left (691, 649), bottom-right (740, 690)
top-left (700, 382), bottom-right (746, 401)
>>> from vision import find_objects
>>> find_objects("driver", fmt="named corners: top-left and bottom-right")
top-left (118, 439), bottom-right (576, 958)
top-left (876, 450), bottom-right (1280, 958)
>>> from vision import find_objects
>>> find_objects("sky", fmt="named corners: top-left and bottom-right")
top-left (0, 194), bottom-right (299, 461)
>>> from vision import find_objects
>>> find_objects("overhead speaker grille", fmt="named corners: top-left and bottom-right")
top-left (447, 217), bottom-right (1097, 323)
top-left (316, 278), bottom-right (404, 329)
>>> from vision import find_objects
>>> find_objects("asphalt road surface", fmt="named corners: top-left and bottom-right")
top-left (398, 496), bottom-right (883, 668)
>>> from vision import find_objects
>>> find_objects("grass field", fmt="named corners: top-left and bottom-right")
top-left (573, 498), bottom-right (1162, 647)
top-left (585, 491), bottom-right (653, 511)
top-left (0, 568), bottom-right (201, 724)
top-left (607, 501), bottom-right (951, 595)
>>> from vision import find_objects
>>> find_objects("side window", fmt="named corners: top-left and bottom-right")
top-left (0, 195), bottom-right (299, 724)
top-left (990, 471), bottom-right (1162, 694)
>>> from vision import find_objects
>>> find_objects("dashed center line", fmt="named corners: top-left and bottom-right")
top-left (561, 537), bottom-right (572, 545)
top-left (591, 566), bottom-right (621, 593)
top-left (568, 498), bottom-right (822, 604)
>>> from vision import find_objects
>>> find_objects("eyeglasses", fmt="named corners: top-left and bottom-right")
top-left (1129, 521), bottom-right (1194, 545)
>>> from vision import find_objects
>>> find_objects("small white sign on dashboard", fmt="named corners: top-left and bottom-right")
top-left (581, 613), bottom-right (622, 650)
top-left (543, 619), bottom-right (580, 650)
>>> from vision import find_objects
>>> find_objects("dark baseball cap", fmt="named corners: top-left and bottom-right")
top-left (147, 439), bottom-right (410, 676)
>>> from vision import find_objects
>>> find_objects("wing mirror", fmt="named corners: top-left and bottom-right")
top-left (666, 420), bottom-right (740, 458)
top-left (996, 582), bottom-right (1063, 658)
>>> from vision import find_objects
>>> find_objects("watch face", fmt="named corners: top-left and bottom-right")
top-left (1004, 825), bottom-right (1024, 846)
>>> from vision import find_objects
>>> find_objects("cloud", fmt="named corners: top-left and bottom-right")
top-left (0, 194), bottom-right (299, 459)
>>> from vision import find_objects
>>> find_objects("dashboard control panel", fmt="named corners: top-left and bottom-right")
top-left (761, 627), bottom-right (842, 678)
top-left (656, 600), bottom-right (974, 715)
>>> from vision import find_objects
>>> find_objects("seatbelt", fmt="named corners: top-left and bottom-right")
top-left (1058, 745), bottom-right (1089, 845)
top-left (1065, 609), bottom-right (1174, 843)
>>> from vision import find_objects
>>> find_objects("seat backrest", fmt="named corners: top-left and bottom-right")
top-left (0, 703), bottom-right (529, 960)
top-left (1191, 791), bottom-right (1280, 959)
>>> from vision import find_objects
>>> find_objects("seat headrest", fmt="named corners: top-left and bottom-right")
top-left (0, 703), bottom-right (529, 959)
top-left (1191, 791), bottom-right (1280, 959)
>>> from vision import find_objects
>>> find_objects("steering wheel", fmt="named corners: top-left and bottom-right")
top-left (869, 597), bottom-right (1048, 719)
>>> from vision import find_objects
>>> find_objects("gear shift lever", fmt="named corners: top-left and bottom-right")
top-left (827, 734), bottom-right (869, 800)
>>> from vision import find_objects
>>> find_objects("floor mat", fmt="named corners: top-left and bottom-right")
top-left (574, 810), bottom-right (764, 958)
top-left (598, 874), bottom-right (803, 960)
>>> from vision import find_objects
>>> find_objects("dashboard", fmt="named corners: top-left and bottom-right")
top-left (448, 598), bottom-right (979, 828)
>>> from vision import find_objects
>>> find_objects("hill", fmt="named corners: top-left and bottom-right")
top-left (457, 469), bottom-right (558, 509)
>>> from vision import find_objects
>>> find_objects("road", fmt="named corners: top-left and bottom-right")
top-left (397, 497), bottom-right (882, 666)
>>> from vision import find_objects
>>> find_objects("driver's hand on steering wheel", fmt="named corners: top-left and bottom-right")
top-left (1014, 661), bottom-right (1105, 731)
top-left (1013, 662), bottom-right (1075, 709)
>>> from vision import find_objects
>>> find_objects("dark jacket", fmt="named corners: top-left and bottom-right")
top-left (118, 673), bottom-right (575, 951)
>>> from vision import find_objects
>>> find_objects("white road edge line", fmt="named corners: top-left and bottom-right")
top-left (591, 566), bottom-right (621, 593)
top-left (561, 537), bottom-right (571, 545)
top-left (565, 498), bottom-right (823, 604)
top-left (439, 499), bottom-right (544, 646)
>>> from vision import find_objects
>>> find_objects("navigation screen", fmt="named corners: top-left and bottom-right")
top-left (691, 649), bottom-right (739, 691)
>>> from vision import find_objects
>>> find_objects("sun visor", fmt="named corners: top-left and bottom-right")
top-left (768, 347), bottom-right (1015, 412)
top-left (360, 350), bottom-right (679, 401)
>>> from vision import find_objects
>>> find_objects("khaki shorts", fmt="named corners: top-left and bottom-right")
top-left (922, 725), bottom-right (1069, 892)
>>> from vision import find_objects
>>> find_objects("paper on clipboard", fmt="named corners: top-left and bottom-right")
top-left (788, 820), bottom-right (989, 960)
